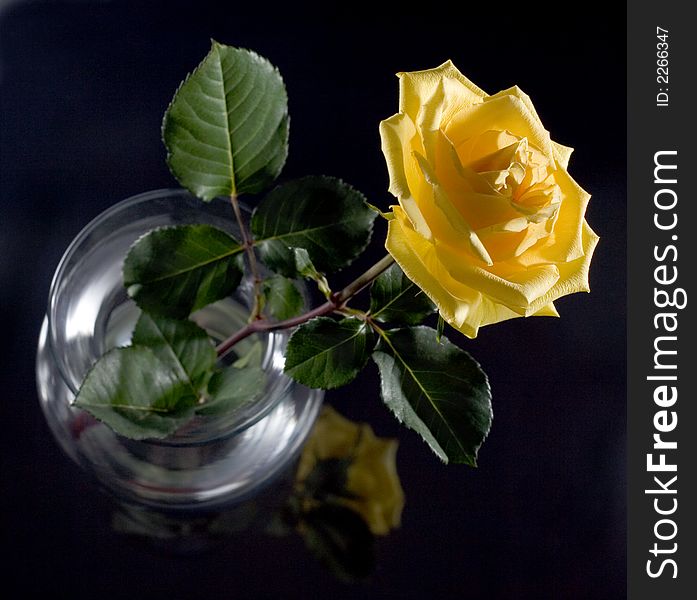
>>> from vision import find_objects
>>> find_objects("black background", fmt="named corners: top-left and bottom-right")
top-left (0, 1), bottom-right (626, 598)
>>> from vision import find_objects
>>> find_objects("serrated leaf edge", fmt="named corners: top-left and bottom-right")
top-left (372, 326), bottom-right (493, 466)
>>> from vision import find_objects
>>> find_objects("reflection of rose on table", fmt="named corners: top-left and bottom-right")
top-left (287, 405), bottom-right (405, 581)
top-left (380, 61), bottom-right (599, 338)
top-left (296, 405), bottom-right (404, 536)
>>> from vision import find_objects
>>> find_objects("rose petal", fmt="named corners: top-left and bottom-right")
top-left (461, 293), bottom-right (529, 335)
top-left (534, 302), bottom-right (559, 317)
top-left (418, 90), bottom-right (500, 196)
top-left (475, 214), bottom-right (556, 262)
top-left (397, 60), bottom-right (486, 119)
top-left (428, 128), bottom-right (507, 201)
top-left (417, 130), bottom-right (523, 231)
top-left (387, 208), bottom-right (478, 333)
top-left (436, 242), bottom-right (562, 312)
top-left (489, 86), bottom-right (542, 132)
top-left (456, 190), bottom-right (526, 231)
top-left (455, 129), bottom-right (520, 164)
top-left (521, 220), bottom-right (599, 314)
top-left (412, 151), bottom-right (493, 264)
top-left (553, 141), bottom-right (574, 169)
top-left (379, 112), bottom-right (418, 201)
top-left (380, 113), bottom-right (434, 240)
top-left (446, 94), bottom-right (554, 163)
top-left (512, 167), bottom-right (590, 267)
top-left (416, 79), bottom-right (446, 149)
top-left (465, 135), bottom-right (527, 174)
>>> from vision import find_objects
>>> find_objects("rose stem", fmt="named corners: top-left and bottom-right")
top-left (230, 193), bottom-right (264, 319)
top-left (216, 253), bottom-right (395, 358)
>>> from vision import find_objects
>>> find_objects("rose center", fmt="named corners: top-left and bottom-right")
top-left (453, 129), bottom-right (561, 260)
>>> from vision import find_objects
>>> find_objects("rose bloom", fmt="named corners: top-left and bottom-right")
top-left (296, 406), bottom-right (405, 536)
top-left (380, 61), bottom-right (599, 337)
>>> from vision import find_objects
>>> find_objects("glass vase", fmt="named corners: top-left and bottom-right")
top-left (35, 188), bottom-right (323, 513)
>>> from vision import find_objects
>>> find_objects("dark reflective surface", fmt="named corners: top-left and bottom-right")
top-left (0, 2), bottom-right (626, 598)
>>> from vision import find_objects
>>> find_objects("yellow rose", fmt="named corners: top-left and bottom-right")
top-left (380, 61), bottom-right (599, 337)
top-left (296, 406), bottom-right (405, 535)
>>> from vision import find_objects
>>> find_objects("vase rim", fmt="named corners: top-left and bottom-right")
top-left (46, 189), bottom-right (202, 394)
top-left (47, 188), bottom-right (200, 348)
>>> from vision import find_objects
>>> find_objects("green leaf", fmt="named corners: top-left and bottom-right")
top-left (294, 248), bottom-right (331, 297)
top-left (252, 176), bottom-right (376, 272)
top-left (292, 247), bottom-right (319, 279)
top-left (372, 326), bottom-right (492, 465)
top-left (231, 339), bottom-right (264, 369)
top-left (162, 41), bottom-right (289, 199)
top-left (255, 239), bottom-right (297, 278)
top-left (197, 364), bottom-right (266, 416)
top-left (369, 263), bottom-right (436, 325)
top-left (262, 275), bottom-right (304, 320)
top-left (253, 246), bottom-right (332, 298)
top-left (436, 314), bottom-right (446, 342)
top-left (74, 347), bottom-right (197, 440)
top-left (132, 312), bottom-right (216, 392)
top-left (123, 224), bottom-right (243, 318)
top-left (284, 317), bottom-right (376, 389)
